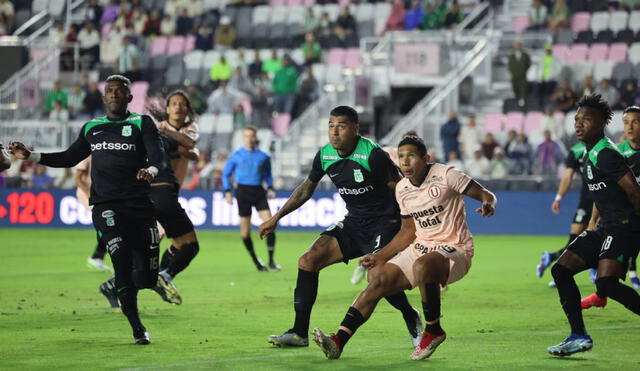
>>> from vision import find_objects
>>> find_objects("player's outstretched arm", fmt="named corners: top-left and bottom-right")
top-left (10, 136), bottom-right (90, 168)
top-left (618, 171), bottom-right (640, 217)
top-left (259, 178), bottom-right (318, 238)
top-left (552, 168), bottom-right (575, 214)
top-left (360, 217), bottom-right (416, 269)
top-left (464, 180), bottom-right (497, 217)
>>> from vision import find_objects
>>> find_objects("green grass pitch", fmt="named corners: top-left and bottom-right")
top-left (0, 229), bottom-right (638, 370)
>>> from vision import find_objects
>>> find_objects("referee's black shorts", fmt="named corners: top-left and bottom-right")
top-left (150, 184), bottom-right (194, 238)
top-left (235, 184), bottom-right (270, 217)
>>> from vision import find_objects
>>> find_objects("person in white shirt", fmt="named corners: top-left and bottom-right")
top-left (160, 13), bottom-right (176, 36)
top-left (118, 37), bottom-right (140, 81)
top-left (446, 151), bottom-right (465, 172)
top-left (185, 0), bottom-right (203, 18)
top-left (49, 100), bottom-right (70, 122)
top-left (48, 22), bottom-right (66, 46)
top-left (465, 150), bottom-right (490, 179)
top-left (206, 81), bottom-right (246, 115)
top-left (538, 107), bottom-right (565, 141)
top-left (164, 0), bottom-right (186, 17)
top-left (77, 22), bottom-right (101, 68)
top-left (458, 114), bottom-right (483, 160)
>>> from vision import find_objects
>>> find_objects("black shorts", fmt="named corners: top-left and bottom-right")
top-left (236, 184), bottom-right (270, 217)
top-left (92, 199), bottom-right (160, 290)
top-left (150, 184), bottom-right (194, 238)
top-left (321, 216), bottom-right (401, 263)
top-left (572, 196), bottom-right (592, 225)
top-left (567, 222), bottom-right (640, 278)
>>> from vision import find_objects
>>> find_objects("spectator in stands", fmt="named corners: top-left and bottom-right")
top-left (131, 7), bottom-right (148, 35)
top-left (44, 81), bottom-right (68, 115)
top-left (230, 66), bottom-right (253, 95)
top-left (165, 0), bottom-right (185, 16)
top-left (0, 0), bottom-right (14, 30)
top-left (503, 130), bottom-right (518, 157)
top-left (161, 13), bottom-right (176, 35)
top-left (383, 0), bottom-right (405, 33)
top-left (421, 2), bottom-right (444, 30)
top-left (301, 33), bottom-right (322, 66)
top-left (293, 66), bottom-right (320, 117)
top-left (195, 24), bottom-right (214, 51)
top-left (466, 150), bottom-right (490, 179)
top-left (29, 165), bottom-right (54, 189)
top-left (596, 79), bottom-right (620, 108)
top-left (548, 0), bottom-right (570, 31)
top-left (0, 15), bottom-right (7, 36)
top-left (186, 0), bottom-right (204, 18)
top-left (114, 8), bottom-right (130, 30)
top-left (210, 55), bottom-right (233, 83)
top-left (185, 84), bottom-right (206, 114)
top-left (481, 133), bottom-right (500, 160)
top-left (86, 0), bottom-right (103, 25)
top-left (508, 40), bottom-right (531, 106)
top-left (78, 22), bottom-right (101, 69)
top-left (206, 81), bottom-right (245, 115)
top-left (405, 0), bottom-right (425, 31)
top-left (250, 85), bottom-right (272, 128)
top-left (273, 55), bottom-right (299, 114)
top-left (215, 16), bottom-right (236, 49)
top-left (621, 0), bottom-right (640, 10)
top-left (304, 7), bottom-right (319, 34)
top-left (143, 9), bottom-right (162, 36)
top-left (440, 111), bottom-right (462, 160)
top-left (526, 0), bottom-right (548, 31)
top-left (578, 75), bottom-right (595, 97)
top-left (118, 36), bottom-right (141, 81)
top-left (233, 104), bottom-right (248, 129)
top-left (327, 24), bottom-right (358, 48)
top-left (446, 151), bottom-right (465, 171)
top-left (237, 50), bottom-right (248, 71)
top-left (336, 5), bottom-right (357, 36)
top-left (618, 80), bottom-right (638, 110)
top-left (534, 129), bottom-right (565, 176)
top-left (550, 79), bottom-right (577, 113)
top-left (459, 114), bottom-right (482, 160)
top-left (100, 24), bottom-right (123, 64)
top-left (83, 82), bottom-right (104, 117)
top-left (48, 22), bottom-right (66, 46)
top-left (316, 12), bottom-right (333, 42)
top-left (60, 24), bottom-right (79, 70)
top-left (248, 50), bottom-right (264, 82)
top-left (444, 1), bottom-right (464, 29)
top-left (49, 100), bottom-right (70, 122)
top-left (176, 8), bottom-right (194, 36)
top-left (256, 73), bottom-right (273, 94)
top-left (539, 107), bottom-right (564, 140)
top-left (538, 44), bottom-right (558, 99)
top-left (101, 0), bottom-right (119, 24)
top-left (262, 50), bottom-right (282, 77)
top-left (68, 84), bottom-right (86, 119)
top-left (490, 148), bottom-right (510, 179)
top-left (508, 133), bottom-right (533, 175)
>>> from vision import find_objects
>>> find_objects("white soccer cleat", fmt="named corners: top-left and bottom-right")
top-left (350, 265), bottom-right (367, 285)
top-left (87, 257), bottom-right (113, 272)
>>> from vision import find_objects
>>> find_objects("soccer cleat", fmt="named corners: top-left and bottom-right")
top-left (406, 308), bottom-right (424, 347)
top-left (630, 276), bottom-right (640, 290)
top-left (589, 269), bottom-right (597, 284)
top-left (581, 293), bottom-right (607, 309)
top-left (350, 265), bottom-right (367, 285)
top-left (255, 258), bottom-right (269, 272)
top-left (537, 252), bottom-right (552, 278)
top-left (87, 257), bottom-right (113, 272)
top-left (267, 330), bottom-right (309, 347)
top-left (548, 280), bottom-right (557, 288)
top-left (268, 261), bottom-right (282, 271)
top-left (134, 331), bottom-right (151, 345)
top-left (411, 330), bottom-right (447, 360)
top-left (312, 327), bottom-right (342, 359)
top-left (99, 281), bottom-right (120, 309)
top-left (153, 271), bottom-right (182, 305)
top-left (547, 334), bottom-right (592, 356)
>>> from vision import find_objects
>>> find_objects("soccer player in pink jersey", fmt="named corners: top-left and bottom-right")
top-left (313, 135), bottom-right (497, 360)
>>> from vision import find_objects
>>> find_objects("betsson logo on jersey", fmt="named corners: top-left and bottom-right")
top-left (587, 182), bottom-right (607, 191)
top-left (337, 185), bottom-right (374, 195)
top-left (90, 141), bottom-right (137, 151)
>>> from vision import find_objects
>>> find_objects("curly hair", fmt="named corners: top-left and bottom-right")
top-left (577, 93), bottom-right (613, 125)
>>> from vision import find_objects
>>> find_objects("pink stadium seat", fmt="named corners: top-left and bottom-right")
top-left (130, 82), bottom-right (149, 114)
top-left (483, 113), bottom-right (503, 134)
top-left (513, 15), bottom-right (529, 35)
top-left (184, 34), bottom-right (195, 53)
top-left (568, 44), bottom-right (588, 64)
top-left (101, 23), bottom-right (112, 37)
top-left (19, 79), bottom-right (39, 110)
top-left (344, 48), bottom-right (361, 68)
top-left (167, 36), bottom-right (185, 55)
top-left (338, 0), bottom-right (351, 6)
top-left (504, 112), bottom-right (525, 132)
top-left (326, 48), bottom-right (346, 65)
top-left (524, 111), bottom-right (544, 134)
top-left (150, 36), bottom-right (168, 56)
top-left (608, 43), bottom-right (628, 63)
top-left (571, 12), bottom-right (591, 33)
top-left (588, 43), bottom-right (608, 62)
top-left (271, 114), bottom-right (291, 136)
top-left (239, 98), bottom-right (252, 116)
top-left (552, 44), bottom-right (570, 63)
top-left (302, 0), bottom-right (315, 5)
top-left (288, 0), bottom-right (304, 4)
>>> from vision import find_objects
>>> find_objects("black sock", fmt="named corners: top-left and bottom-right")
top-left (242, 237), bottom-right (261, 266)
top-left (292, 269), bottom-right (319, 338)
top-left (117, 288), bottom-right (146, 336)
top-left (385, 291), bottom-right (416, 319)
top-left (160, 246), bottom-right (175, 271)
top-left (630, 257), bottom-right (637, 272)
top-left (423, 282), bottom-right (444, 334)
top-left (266, 233), bottom-right (276, 263)
top-left (166, 242), bottom-right (199, 278)
top-left (91, 235), bottom-right (107, 260)
top-left (336, 306), bottom-right (365, 349)
top-left (596, 277), bottom-right (640, 315)
top-left (551, 264), bottom-right (586, 335)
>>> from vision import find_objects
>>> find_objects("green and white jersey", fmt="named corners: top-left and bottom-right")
top-left (308, 136), bottom-right (401, 219)
top-left (618, 140), bottom-right (640, 182)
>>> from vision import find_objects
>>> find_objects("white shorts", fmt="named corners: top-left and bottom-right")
top-left (387, 241), bottom-right (473, 288)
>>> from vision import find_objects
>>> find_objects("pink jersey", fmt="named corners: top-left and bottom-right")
top-left (157, 120), bottom-right (200, 185)
top-left (396, 163), bottom-right (474, 248)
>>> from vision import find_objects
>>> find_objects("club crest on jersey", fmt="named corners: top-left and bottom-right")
top-left (121, 125), bottom-right (132, 137)
top-left (353, 169), bottom-right (364, 183)
top-left (428, 185), bottom-right (442, 199)
top-left (586, 165), bottom-right (593, 180)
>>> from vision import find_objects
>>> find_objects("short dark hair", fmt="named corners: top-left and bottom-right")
top-left (577, 94), bottom-right (613, 125)
top-left (623, 105), bottom-right (640, 115)
top-left (402, 130), bottom-right (418, 138)
top-left (105, 75), bottom-right (132, 91)
top-left (398, 135), bottom-right (427, 156)
top-left (330, 106), bottom-right (358, 124)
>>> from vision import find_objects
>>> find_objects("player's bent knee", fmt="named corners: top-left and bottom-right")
top-left (414, 253), bottom-right (447, 283)
top-left (595, 276), bottom-right (618, 297)
top-left (550, 263), bottom-right (573, 282)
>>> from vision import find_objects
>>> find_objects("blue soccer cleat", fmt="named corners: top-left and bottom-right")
top-left (589, 269), bottom-right (597, 284)
top-left (547, 334), bottom-right (593, 356)
top-left (537, 252), bottom-right (552, 278)
top-left (630, 275), bottom-right (640, 290)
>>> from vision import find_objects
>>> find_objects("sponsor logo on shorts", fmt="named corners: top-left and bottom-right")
top-left (414, 243), bottom-right (456, 254)
top-left (91, 141), bottom-right (137, 151)
top-left (338, 185), bottom-right (373, 195)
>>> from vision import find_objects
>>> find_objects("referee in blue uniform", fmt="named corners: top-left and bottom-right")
top-left (223, 126), bottom-right (280, 271)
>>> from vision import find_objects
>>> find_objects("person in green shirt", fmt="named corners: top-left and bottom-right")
top-left (262, 50), bottom-right (282, 77)
top-left (44, 81), bottom-right (69, 114)
top-left (421, 2), bottom-right (444, 30)
top-left (272, 56), bottom-right (299, 114)
top-left (301, 33), bottom-right (322, 66)
top-left (210, 55), bottom-right (233, 83)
